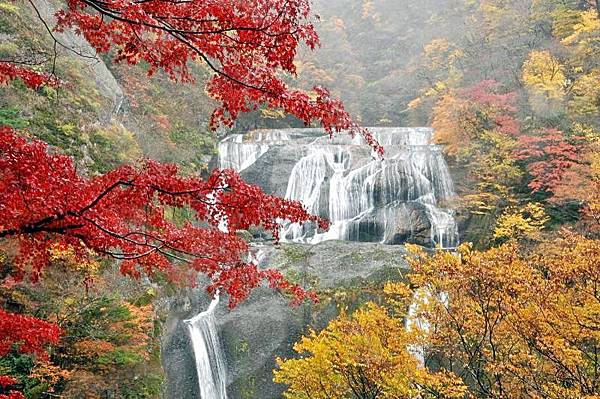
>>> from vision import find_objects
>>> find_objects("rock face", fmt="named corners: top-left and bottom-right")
top-left (31, 0), bottom-right (124, 121)
top-left (221, 128), bottom-right (459, 249)
top-left (161, 241), bottom-right (410, 399)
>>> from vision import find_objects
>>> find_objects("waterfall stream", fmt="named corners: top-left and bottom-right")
top-left (201, 127), bottom-right (460, 391)
top-left (219, 127), bottom-right (459, 249)
top-left (184, 296), bottom-right (228, 399)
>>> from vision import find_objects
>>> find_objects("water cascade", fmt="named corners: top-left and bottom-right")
top-left (219, 127), bottom-right (459, 249)
top-left (184, 295), bottom-right (228, 399)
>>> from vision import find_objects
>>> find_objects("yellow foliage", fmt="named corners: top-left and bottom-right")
top-left (93, 123), bottom-right (143, 165)
top-left (494, 202), bottom-right (549, 241)
top-left (405, 235), bottom-right (600, 398)
top-left (410, 39), bottom-right (464, 109)
top-left (569, 70), bottom-right (600, 116)
top-left (260, 108), bottom-right (286, 119)
top-left (0, 1), bottom-right (19, 13)
top-left (274, 303), bottom-right (465, 399)
top-left (432, 93), bottom-right (476, 155)
top-left (361, 0), bottom-right (374, 19)
top-left (562, 10), bottom-right (600, 45)
top-left (522, 50), bottom-right (566, 99)
top-left (49, 243), bottom-right (100, 274)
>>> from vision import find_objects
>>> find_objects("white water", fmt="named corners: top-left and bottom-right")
top-left (218, 128), bottom-right (459, 248)
top-left (184, 295), bottom-right (227, 399)
top-left (219, 131), bottom-right (290, 171)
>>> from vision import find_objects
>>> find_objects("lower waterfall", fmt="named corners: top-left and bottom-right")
top-left (184, 295), bottom-right (228, 399)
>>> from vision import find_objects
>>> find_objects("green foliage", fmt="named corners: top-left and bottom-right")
top-left (97, 349), bottom-right (144, 367)
top-left (119, 373), bottom-right (163, 399)
top-left (0, 107), bottom-right (28, 129)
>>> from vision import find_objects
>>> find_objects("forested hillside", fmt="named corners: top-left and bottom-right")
top-left (0, 0), bottom-right (599, 398)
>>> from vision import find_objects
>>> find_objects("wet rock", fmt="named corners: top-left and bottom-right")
top-left (161, 241), bottom-right (410, 399)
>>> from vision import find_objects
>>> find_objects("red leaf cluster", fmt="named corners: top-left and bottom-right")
top-left (516, 129), bottom-right (582, 193)
top-left (461, 80), bottom-right (520, 136)
top-left (0, 62), bottom-right (59, 90)
top-left (0, 310), bottom-right (61, 399)
top-left (0, 309), bottom-right (61, 359)
top-left (0, 126), bottom-right (325, 307)
top-left (48, 0), bottom-right (382, 154)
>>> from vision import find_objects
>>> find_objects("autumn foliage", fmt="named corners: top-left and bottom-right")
top-left (0, 0), bottom-right (382, 154)
top-left (279, 234), bottom-right (600, 398)
top-left (0, 309), bottom-right (61, 399)
top-left (399, 236), bottom-right (600, 398)
top-left (275, 303), bottom-right (466, 399)
top-left (0, 126), bottom-right (324, 307)
top-left (516, 128), bottom-right (583, 193)
top-left (0, 63), bottom-right (59, 90)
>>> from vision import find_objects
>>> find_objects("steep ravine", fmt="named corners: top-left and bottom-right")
top-left (161, 241), bottom-right (410, 399)
top-left (161, 127), bottom-right (459, 399)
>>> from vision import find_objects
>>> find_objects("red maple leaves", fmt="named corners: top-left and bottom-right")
top-left (0, 0), bottom-right (382, 155)
top-left (462, 80), bottom-right (520, 137)
top-left (516, 129), bottom-right (582, 194)
top-left (0, 309), bottom-right (61, 360)
top-left (0, 309), bottom-right (61, 399)
top-left (0, 62), bottom-right (59, 90)
top-left (0, 126), bottom-right (325, 306)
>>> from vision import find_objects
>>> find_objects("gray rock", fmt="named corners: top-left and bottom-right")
top-left (31, 0), bottom-right (124, 121)
top-left (241, 146), bottom-right (307, 198)
top-left (160, 241), bottom-right (410, 399)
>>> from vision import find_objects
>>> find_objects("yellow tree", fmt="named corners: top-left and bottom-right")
top-left (522, 50), bottom-right (567, 99)
top-left (274, 302), bottom-right (466, 399)
top-left (398, 234), bottom-right (600, 399)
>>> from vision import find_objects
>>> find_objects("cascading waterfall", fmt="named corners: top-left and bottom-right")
top-left (219, 131), bottom-right (290, 171)
top-left (214, 127), bottom-right (460, 376)
top-left (184, 295), bottom-right (228, 399)
top-left (218, 127), bottom-right (459, 249)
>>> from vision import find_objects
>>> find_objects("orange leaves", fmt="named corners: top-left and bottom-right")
top-left (432, 80), bottom-right (519, 156)
top-left (405, 235), bottom-right (600, 398)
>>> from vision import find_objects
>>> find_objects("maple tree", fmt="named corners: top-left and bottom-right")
top-left (0, 63), bottom-right (58, 91)
top-left (0, 125), bottom-right (326, 307)
top-left (0, 0), bottom-right (382, 155)
top-left (274, 303), bottom-right (466, 399)
top-left (398, 236), bottom-right (600, 398)
top-left (0, 123), bottom-right (326, 396)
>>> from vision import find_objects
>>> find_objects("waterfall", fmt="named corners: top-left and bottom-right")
top-left (184, 295), bottom-right (227, 399)
top-left (219, 130), bottom-right (290, 171)
top-left (218, 127), bottom-right (459, 249)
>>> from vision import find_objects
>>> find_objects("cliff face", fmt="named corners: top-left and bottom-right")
top-left (1, 0), bottom-right (218, 173)
top-left (161, 241), bottom-right (410, 399)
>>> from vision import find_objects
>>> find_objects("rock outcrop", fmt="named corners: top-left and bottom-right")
top-left (161, 241), bottom-right (410, 399)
